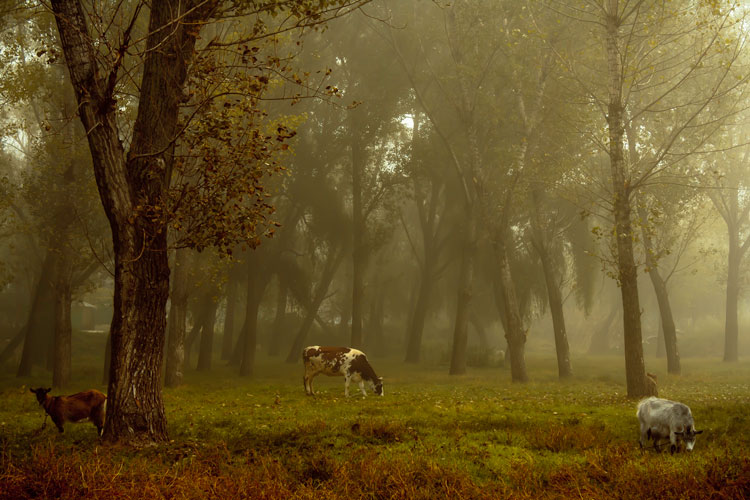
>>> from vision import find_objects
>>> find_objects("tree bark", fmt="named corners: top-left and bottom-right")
top-left (51, 0), bottom-right (216, 442)
top-left (102, 332), bottom-right (111, 385)
top-left (605, 3), bottom-right (648, 397)
top-left (165, 249), bottom-right (190, 387)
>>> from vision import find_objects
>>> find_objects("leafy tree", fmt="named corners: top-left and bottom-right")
top-left (49, 0), bottom-right (370, 443)
top-left (544, 0), bottom-right (747, 396)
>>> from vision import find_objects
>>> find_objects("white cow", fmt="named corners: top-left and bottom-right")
top-left (303, 346), bottom-right (383, 397)
top-left (637, 397), bottom-right (703, 453)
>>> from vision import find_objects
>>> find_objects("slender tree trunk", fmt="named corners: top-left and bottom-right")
top-left (537, 245), bottom-right (573, 379)
top-left (239, 277), bottom-right (264, 377)
top-left (268, 280), bottom-right (288, 356)
top-left (165, 249), bottom-right (190, 387)
top-left (221, 271), bottom-right (239, 361)
top-left (494, 234), bottom-right (528, 383)
top-left (17, 254), bottom-right (56, 377)
top-left (724, 236), bottom-right (740, 362)
top-left (350, 111), bottom-right (366, 350)
top-left (449, 211), bottom-right (477, 375)
top-left (0, 325), bottom-right (26, 366)
top-left (367, 285), bottom-right (386, 356)
top-left (605, 5), bottom-right (647, 397)
top-left (645, 267), bottom-right (680, 374)
top-left (656, 321), bottom-right (665, 358)
top-left (405, 182), bottom-right (445, 363)
top-left (239, 254), bottom-right (271, 377)
top-left (185, 303), bottom-right (206, 369)
top-left (52, 273), bottom-right (72, 389)
top-left (197, 300), bottom-right (218, 371)
top-left (286, 247), bottom-right (344, 362)
top-left (405, 272), bottom-right (434, 363)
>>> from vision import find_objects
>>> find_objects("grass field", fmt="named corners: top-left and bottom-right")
top-left (1, 350), bottom-right (749, 499)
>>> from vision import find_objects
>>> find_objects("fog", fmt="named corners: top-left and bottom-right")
top-left (1, 0), bottom-right (749, 398)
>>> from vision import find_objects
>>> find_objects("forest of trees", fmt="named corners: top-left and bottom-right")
top-left (1, 0), bottom-right (749, 443)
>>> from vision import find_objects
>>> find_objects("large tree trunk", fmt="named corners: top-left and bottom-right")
top-left (605, 4), bottom-right (648, 398)
top-left (165, 249), bottom-right (190, 387)
top-left (52, 0), bottom-right (214, 442)
top-left (724, 236), bottom-right (740, 362)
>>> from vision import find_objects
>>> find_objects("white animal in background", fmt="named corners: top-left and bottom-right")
top-left (637, 397), bottom-right (703, 453)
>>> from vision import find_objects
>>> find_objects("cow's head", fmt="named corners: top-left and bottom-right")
top-left (30, 387), bottom-right (51, 405)
top-left (675, 426), bottom-right (704, 451)
top-left (373, 377), bottom-right (383, 396)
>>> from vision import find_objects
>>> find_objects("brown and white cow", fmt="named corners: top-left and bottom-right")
top-left (303, 346), bottom-right (383, 397)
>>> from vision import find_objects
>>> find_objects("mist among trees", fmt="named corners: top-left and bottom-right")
top-left (1, 0), bottom-right (750, 444)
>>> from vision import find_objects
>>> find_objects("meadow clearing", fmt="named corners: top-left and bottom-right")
top-left (1, 343), bottom-right (749, 499)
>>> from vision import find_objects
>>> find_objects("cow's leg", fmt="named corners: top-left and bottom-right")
top-left (359, 381), bottom-right (367, 397)
top-left (669, 431), bottom-right (677, 454)
top-left (53, 417), bottom-right (64, 433)
top-left (303, 375), bottom-right (310, 395)
top-left (344, 376), bottom-right (350, 397)
top-left (309, 373), bottom-right (317, 396)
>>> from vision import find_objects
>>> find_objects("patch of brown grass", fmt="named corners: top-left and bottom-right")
top-left (2, 441), bottom-right (748, 500)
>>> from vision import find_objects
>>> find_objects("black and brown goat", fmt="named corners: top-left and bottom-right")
top-left (30, 387), bottom-right (107, 436)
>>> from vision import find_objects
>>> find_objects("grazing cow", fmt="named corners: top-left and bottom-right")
top-left (303, 346), bottom-right (383, 397)
top-left (637, 396), bottom-right (703, 453)
top-left (30, 387), bottom-right (107, 436)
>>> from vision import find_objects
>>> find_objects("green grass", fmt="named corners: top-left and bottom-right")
top-left (1, 352), bottom-right (749, 499)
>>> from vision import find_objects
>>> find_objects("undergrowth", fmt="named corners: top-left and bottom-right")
top-left (1, 354), bottom-right (749, 499)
